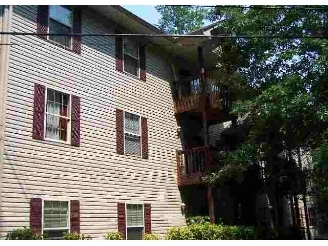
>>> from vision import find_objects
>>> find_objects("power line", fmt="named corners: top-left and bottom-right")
top-left (200, 5), bottom-right (328, 11)
top-left (0, 32), bottom-right (327, 40)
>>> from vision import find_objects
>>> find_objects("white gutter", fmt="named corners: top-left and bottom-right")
top-left (0, 5), bottom-right (12, 238)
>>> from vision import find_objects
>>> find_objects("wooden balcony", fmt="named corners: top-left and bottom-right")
top-left (173, 77), bottom-right (228, 114)
top-left (176, 145), bottom-right (220, 186)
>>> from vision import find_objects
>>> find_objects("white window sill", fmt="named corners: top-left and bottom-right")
top-left (123, 71), bottom-right (141, 80)
top-left (44, 137), bottom-right (71, 145)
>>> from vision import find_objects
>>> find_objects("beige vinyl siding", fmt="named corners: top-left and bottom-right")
top-left (0, 5), bottom-right (185, 238)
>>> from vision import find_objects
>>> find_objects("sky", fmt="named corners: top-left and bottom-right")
top-left (122, 5), bottom-right (162, 26)
top-left (121, 5), bottom-right (212, 28)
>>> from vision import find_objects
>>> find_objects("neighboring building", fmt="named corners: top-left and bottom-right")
top-left (0, 5), bottom-right (193, 239)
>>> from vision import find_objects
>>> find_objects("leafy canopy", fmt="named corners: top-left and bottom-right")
top-left (155, 6), bottom-right (211, 34)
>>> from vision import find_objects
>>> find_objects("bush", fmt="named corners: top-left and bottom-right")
top-left (63, 232), bottom-right (92, 240)
top-left (186, 216), bottom-right (211, 225)
top-left (165, 224), bottom-right (256, 240)
top-left (5, 227), bottom-right (44, 240)
top-left (165, 227), bottom-right (194, 240)
top-left (144, 233), bottom-right (161, 240)
top-left (105, 232), bottom-right (123, 240)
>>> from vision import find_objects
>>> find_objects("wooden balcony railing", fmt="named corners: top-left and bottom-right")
top-left (176, 145), bottom-right (221, 186)
top-left (173, 76), bottom-right (229, 114)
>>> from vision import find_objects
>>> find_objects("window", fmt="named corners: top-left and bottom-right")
top-left (45, 88), bottom-right (70, 142)
top-left (124, 112), bottom-right (141, 155)
top-left (43, 201), bottom-right (69, 239)
top-left (126, 204), bottom-right (144, 240)
top-left (48, 6), bottom-right (73, 47)
top-left (123, 38), bottom-right (139, 77)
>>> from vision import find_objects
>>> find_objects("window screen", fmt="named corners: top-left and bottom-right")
top-left (126, 204), bottom-right (143, 240)
top-left (124, 112), bottom-right (141, 155)
top-left (45, 88), bottom-right (70, 142)
top-left (43, 201), bottom-right (69, 239)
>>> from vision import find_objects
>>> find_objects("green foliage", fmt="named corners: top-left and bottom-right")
top-left (5, 227), bottom-right (44, 240)
top-left (165, 227), bottom-right (194, 240)
top-left (205, 6), bottom-right (328, 187)
top-left (186, 216), bottom-right (210, 225)
top-left (313, 143), bottom-right (328, 171)
top-left (165, 224), bottom-right (256, 240)
top-left (143, 233), bottom-right (161, 240)
top-left (155, 6), bottom-right (212, 34)
top-left (105, 232), bottom-right (123, 240)
top-left (63, 232), bottom-right (92, 240)
top-left (203, 143), bottom-right (258, 185)
top-left (312, 143), bottom-right (328, 201)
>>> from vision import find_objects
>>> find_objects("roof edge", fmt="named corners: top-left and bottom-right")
top-left (112, 5), bottom-right (165, 35)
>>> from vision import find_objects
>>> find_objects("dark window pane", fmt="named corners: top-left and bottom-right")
top-left (49, 19), bottom-right (72, 47)
top-left (127, 227), bottom-right (143, 240)
top-left (44, 229), bottom-right (68, 240)
top-left (124, 38), bottom-right (139, 58)
top-left (63, 93), bottom-right (69, 106)
top-left (124, 54), bottom-right (139, 77)
top-left (124, 134), bottom-right (140, 155)
top-left (47, 89), bottom-right (55, 101)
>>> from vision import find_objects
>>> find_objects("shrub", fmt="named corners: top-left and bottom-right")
top-left (188, 223), bottom-right (223, 240)
top-left (165, 227), bottom-right (194, 240)
top-left (186, 216), bottom-right (210, 225)
top-left (5, 227), bottom-right (44, 240)
top-left (165, 224), bottom-right (256, 240)
top-left (63, 232), bottom-right (92, 240)
top-left (105, 232), bottom-right (123, 240)
top-left (144, 233), bottom-right (161, 240)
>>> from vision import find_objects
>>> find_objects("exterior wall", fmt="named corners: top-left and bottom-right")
top-left (0, 5), bottom-right (185, 239)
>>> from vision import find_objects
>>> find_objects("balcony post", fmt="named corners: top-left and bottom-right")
top-left (198, 46), bottom-right (214, 224)
top-left (176, 150), bottom-right (181, 186)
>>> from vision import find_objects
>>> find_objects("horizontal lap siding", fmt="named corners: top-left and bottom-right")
top-left (0, 5), bottom-right (185, 239)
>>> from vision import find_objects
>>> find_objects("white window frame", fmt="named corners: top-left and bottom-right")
top-left (44, 86), bottom-right (72, 144)
top-left (123, 38), bottom-right (140, 78)
top-left (47, 5), bottom-right (73, 49)
top-left (42, 199), bottom-right (70, 239)
top-left (123, 111), bottom-right (142, 157)
top-left (125, 203), bottom-right (144, 240)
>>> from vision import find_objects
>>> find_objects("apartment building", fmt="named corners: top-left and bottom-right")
top-left (0, 5), bottom-right (191, 239)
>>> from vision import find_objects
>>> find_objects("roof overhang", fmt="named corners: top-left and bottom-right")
top-left (88, 5), bottom-right (221, 71)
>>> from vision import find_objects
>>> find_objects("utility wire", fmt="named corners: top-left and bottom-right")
top-left (1, 32), bottom-right (327, 39)
top-left (199, 5), bottom-right (328, 11)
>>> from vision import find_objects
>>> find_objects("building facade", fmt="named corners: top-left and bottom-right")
top-left (0, 5), bottom-right (186, 239)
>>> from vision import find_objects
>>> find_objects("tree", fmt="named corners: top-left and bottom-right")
top-left (203, 6), bottom-right (328, 231)
top-left (207, 5), bottom-right (328, 175)
top-left (155, 6), bottom-right (211, 34)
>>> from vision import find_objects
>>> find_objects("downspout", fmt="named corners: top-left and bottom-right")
top-left (0, 5), bottom-right (12, 237)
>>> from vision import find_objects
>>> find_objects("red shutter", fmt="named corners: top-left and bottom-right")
top-left (71, 95), bottom-right (81, 147)
top-left (139, 45), bottom-right (146, 81)
top-left (32, 83), bottom-right (45, 140)
top-left (116, 109), bottom-right (124, 155)
top-left (37, 5), bottom-right (49, 39)
top-left (30, 198), bottom-right (42, 235)
top-left (115, 36), bottom-right (123, 72)
top-left (141, 117), bottom-right (148, 159)
top-left (72, 7), bottom-right (82, 54)
top-left (117, 203), bottom-right (126, 239)
top-left (144, 203), bottom-right (151, 234)
top-left (70, 200), bottom-right (80, 234)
